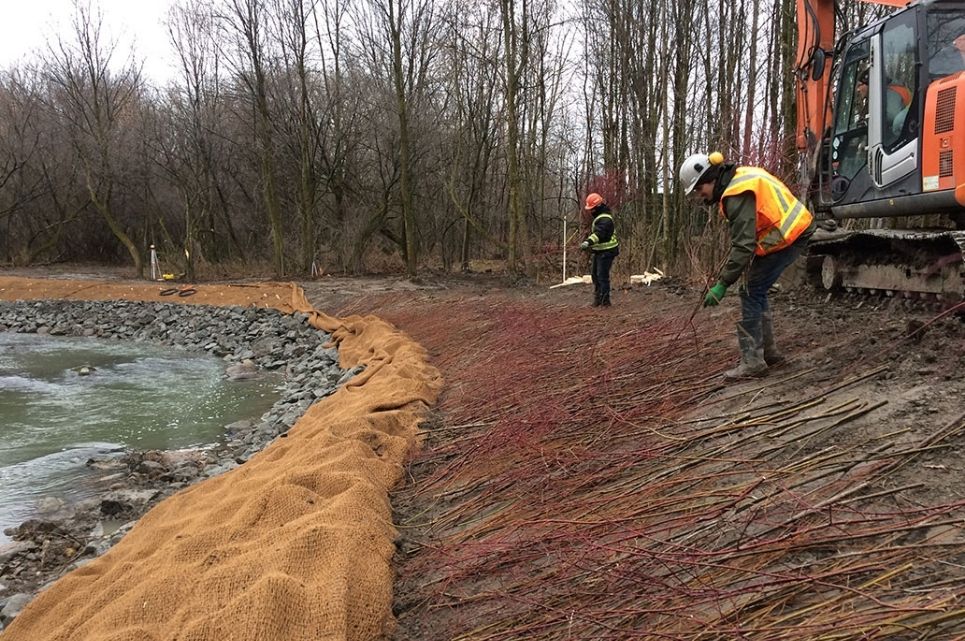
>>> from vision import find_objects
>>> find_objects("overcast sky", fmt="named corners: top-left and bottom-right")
top-left (0, 0), bottom-right (179, 83)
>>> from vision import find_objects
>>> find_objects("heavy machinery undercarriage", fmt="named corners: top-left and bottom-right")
top-left (807, 227), bottom-right (965, 301)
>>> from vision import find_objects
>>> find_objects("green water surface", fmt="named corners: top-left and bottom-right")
top-left (0, 332), bottom-right (280, 540)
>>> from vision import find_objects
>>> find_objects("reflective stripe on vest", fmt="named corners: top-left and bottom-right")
top-left (719, 167), bottom-right (813, 256)
top-left (588, 213), bottom-right (619, 251)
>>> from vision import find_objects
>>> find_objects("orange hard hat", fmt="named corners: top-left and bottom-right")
top-left (584, 193), bottom-right (604, 210)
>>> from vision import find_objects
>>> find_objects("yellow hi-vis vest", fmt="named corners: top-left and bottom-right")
top-left (720, 167), bottom-right (813, 256)
top-left (587, 213), bottom-right (619, 251)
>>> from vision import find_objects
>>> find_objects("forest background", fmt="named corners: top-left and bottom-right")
top-left (0, 0), bottom-right (885, 281)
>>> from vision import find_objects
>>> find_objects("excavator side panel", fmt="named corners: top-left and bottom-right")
top-left (921, 72), bottom-right (965, 194)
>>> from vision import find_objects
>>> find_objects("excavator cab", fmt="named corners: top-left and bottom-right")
top-left (800, 0), bottom-right (965, 300)
top-left (816, 1), bottom-right (965, 218)
top-left (825, 40), bottom-right (872, 194)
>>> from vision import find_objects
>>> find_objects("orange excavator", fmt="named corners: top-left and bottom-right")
top-left (796, 0), bottom-right (965, 300)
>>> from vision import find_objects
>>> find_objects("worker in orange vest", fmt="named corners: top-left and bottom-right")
top-left (679, 152), bottom-right (816, 378)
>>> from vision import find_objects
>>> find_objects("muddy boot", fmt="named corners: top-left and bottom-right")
top-left (724, 320), bottom-right (768, 379)
top-left (600, 293), bottom-right (611, 307)
top-left (761, 311), bottom-right (785, 366)
top-left (592, 291), bottom-right (601, 307)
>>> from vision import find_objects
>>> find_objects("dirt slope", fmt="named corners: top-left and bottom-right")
top-left (300, 277), bottom-right (965, 640)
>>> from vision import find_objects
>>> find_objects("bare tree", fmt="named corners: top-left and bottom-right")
top-left (162, 0), bottom-right (247, 279)
top-left (272, 0), bottom-right (323, 274)
top-left (440, 2), bottom-right (503, 271)
top-left (310, 0), bottom-right (363, 272)
top-left (43, 1), bottom-right (144, 276)
top-left (220, 0), bottom-right (286, 276)
top-left (499, 0), bottom-right (529, 273)
top-left (356, 0), bottom-right (438, 277)
top-left (0, 68), bottom-right (49, 263)
top-left (388, 0), bottom-right (418, 278)
top-left (742, 0), bottom-right (763, 159)
top-left (0, 0), bottom-right (809, 280)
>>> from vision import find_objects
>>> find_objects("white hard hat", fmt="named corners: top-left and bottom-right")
top-left (679, 153), bottom-right (711, 193)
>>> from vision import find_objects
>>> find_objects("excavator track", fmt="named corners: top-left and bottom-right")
top-left (806, 229), bottom-right (965, 303)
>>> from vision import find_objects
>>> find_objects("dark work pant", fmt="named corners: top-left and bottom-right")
top-left (740, 235), bottom-right (808, 324)
top-left (591, 249), bottom-right (617, 300)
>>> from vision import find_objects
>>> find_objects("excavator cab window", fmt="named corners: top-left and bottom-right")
top-left (829, 42), bottom-right (871, 188)
top-left (926, 13), bottom-right (965, 78)
top-left (880, 14), bottom-right (918, 152)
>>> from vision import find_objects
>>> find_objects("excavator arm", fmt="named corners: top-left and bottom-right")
top-left (795, 0), bottom-right (835, 175)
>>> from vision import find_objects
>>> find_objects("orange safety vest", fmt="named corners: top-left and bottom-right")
top-left (889, 84), bottom-right (912, 107)
top-left (719, 167), bottom-right (814, 256)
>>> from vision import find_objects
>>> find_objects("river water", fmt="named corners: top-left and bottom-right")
top-left (0, 333), bottom-right (281, 542)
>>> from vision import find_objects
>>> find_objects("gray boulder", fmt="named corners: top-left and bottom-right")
top-left (225, 359), bottom-right (259, 381)
top-left (0, 593), bottom-right (32, 626)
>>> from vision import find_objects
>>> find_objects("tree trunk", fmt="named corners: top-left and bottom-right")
top-left (390, 0), bottom-right (418, 279)
top-left (500, 0), bottom-right (527, 273)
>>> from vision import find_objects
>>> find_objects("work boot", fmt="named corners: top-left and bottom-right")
top-left (600, 293), bottom-right (611, 307)
top-left (761, 311), bottom-right (785, 366)
top-left (592, 292), bottom-right (601, 307)
top-left (724, 320), bottom-right (768, 379)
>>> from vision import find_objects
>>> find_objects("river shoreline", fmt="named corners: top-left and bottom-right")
top-left (0, 299), bottom-right (356, 629)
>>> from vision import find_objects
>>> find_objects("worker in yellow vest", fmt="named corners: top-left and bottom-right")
top-left (679, 152), bottom-right (815, 378)
top-left (579, 193), bottom-right (620, 307)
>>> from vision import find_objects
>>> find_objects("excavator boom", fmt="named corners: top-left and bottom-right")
top-left (795, 0), bottom-right (835, 171)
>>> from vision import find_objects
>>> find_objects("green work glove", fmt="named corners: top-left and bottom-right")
top-left (579, 240), bottom-right (591, 251)
top-left (703, 282), bottom-right (727, 307)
